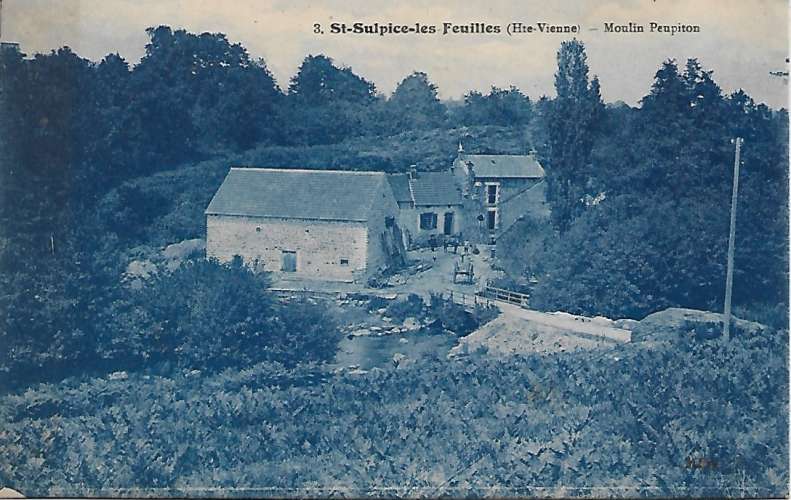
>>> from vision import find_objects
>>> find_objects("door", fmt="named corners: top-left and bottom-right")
top-left (443, 212), bottom-right (454, 235)
top-left (486, 209), bottom-right (496, 231)
top-left (281, 250), bottom-right (297, 272)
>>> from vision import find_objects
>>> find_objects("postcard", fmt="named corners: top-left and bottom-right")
top-left (0, 0), bottom-right (788, 498)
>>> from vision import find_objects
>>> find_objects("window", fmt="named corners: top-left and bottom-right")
top-left (486, 184), bottom-right (498, 205)
top-left (340, 258), bottom-right (349, 266)
top-left (419, 212), bottom-right (437, 230)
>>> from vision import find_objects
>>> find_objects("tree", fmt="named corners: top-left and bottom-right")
top-left (387, 71), bottom-right (447, 131)
top-left (530, 57), bottom-right (788, 324)
top-left (461, 86), bottom-right (532, 127)
top-left (285, 54), bottom-right (379, 144)
top-left (546, 39), bottom-right (603, 231)
top-left (288, 54), bottom-right (376, 106)
top-left (125, 26), bottom-right (283, 161)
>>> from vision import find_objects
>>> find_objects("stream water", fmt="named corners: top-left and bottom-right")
top-left (332, 330), bottom-right (458, 370)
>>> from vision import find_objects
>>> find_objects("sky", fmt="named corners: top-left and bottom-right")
top-left (2, 0), bottom-right (789, 108)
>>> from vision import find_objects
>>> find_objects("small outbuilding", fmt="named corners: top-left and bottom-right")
top-left (205, 167), bottom-right (404, 282)
top-left (387, 168), bottom-right (464, 248)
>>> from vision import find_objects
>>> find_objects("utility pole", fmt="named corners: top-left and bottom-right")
top-left (723, 137), bottom-right (742, 342)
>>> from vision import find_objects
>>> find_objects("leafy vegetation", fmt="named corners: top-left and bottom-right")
top-left (0, 325), bottom-right (785, 497)
top-left (500, 42), bottom-right (788, 323)
top-left (429, 293), bottom-right (500, 336)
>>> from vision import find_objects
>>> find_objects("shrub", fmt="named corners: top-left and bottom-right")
top-left (384, 293), bottom-right (425, 321)
top-left (428, 293), bottom-right (498, 336)
top-left (107, 258), bottom-right (340, 371)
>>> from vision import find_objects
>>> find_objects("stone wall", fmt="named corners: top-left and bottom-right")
top-left (206, 215), bottom-right (369, 281)
top-left (469, 177), bottom-right (545, 237)
top-left (365, 179), bottom-right (402, 272)
top-left (395, 204), bottom-right (464, 248)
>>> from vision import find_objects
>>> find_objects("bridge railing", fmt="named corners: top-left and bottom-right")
top-left (480, 285), bottom-right (529, 308)
top-left (444, 290), bottom-right (495, 310)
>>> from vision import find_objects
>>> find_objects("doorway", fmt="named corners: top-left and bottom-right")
top-left (486, 209), bottom-right (496, 231)
top-left (281, 250), bottom-right (297, 272)
top-left (443, 212), bottom-right (454, 235)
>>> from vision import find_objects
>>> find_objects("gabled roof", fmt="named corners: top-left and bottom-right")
top-left (387, 174), bottom-right (412, 204)
top-left (462, 154), bottom-right (545, 179)
top-left (387, 171), bottom-right (462, 207)
top-left (205, 167), bottom-right (387, 222)
top-left (409, 171), bottom-right (463, 206)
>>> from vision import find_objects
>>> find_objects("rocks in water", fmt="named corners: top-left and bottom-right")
top-left (403, 317), bottom-right (420, 330)
top-left (392, 352), bottom-right (407, 367)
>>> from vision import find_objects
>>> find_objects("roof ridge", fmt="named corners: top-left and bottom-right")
top-left (406, 176), bottom-right (417, 205)
top-left (230, 166), bottom-right (385, 176)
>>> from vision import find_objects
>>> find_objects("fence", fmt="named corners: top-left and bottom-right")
top-left (445, 290), bottom-right (495, 310)
top-left (480, 285), bottom-right (529, 308)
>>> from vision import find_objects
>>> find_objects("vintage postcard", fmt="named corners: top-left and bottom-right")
top-left (0, 0), bottom-right (788, 498)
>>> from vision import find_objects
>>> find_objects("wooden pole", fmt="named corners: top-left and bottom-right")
top-left (723, 137), bottom-right (742, 342)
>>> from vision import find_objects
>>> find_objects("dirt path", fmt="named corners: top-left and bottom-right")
top-left (271, 245), bottom-right (500, 299)
top-left (450, 312), bottom-right (621, 357)
top-left (447, 299), bottom-right (631, 357)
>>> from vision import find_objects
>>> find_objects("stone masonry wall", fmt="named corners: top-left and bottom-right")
top-left (365, 179), bottom-right (401, 273)
top-left (206, 215), bottom-right (368, 281)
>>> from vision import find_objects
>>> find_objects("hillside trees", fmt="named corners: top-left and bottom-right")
top-left (528, 57), bottom-right (788, 323)
top-left (126, 26), bottom-right (283, 159)
top-left (460, 86), bottom-right (532, 127)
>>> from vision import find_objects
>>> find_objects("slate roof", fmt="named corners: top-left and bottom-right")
top-left (462, 154), bottom-right (545, 179)
top-left (387, 171), bottom-right (462, 207)
top-left (387, 174), bottom-right (412, 204)
top-left (205, 167), bottom-right (387, 222)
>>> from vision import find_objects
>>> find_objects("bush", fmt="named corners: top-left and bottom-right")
top-left (384, 293), bottom-right (425, 321)
top-left (428, 293), bottom-right (499, 336)
top-left (106, 258), bottom-right (340, 372)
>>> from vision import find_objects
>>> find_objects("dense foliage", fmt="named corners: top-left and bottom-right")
top-left (0, 255), bottom-right (338, 390)
top-left (500, 42), bottom-right (788, 323)
top-left (458, 86), bottom-right (533, 127)
top-left (0, 326), bottom-right (785, 497)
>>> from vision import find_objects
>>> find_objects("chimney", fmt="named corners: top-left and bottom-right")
top-left (408, 165), bottom-right (417, 180)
